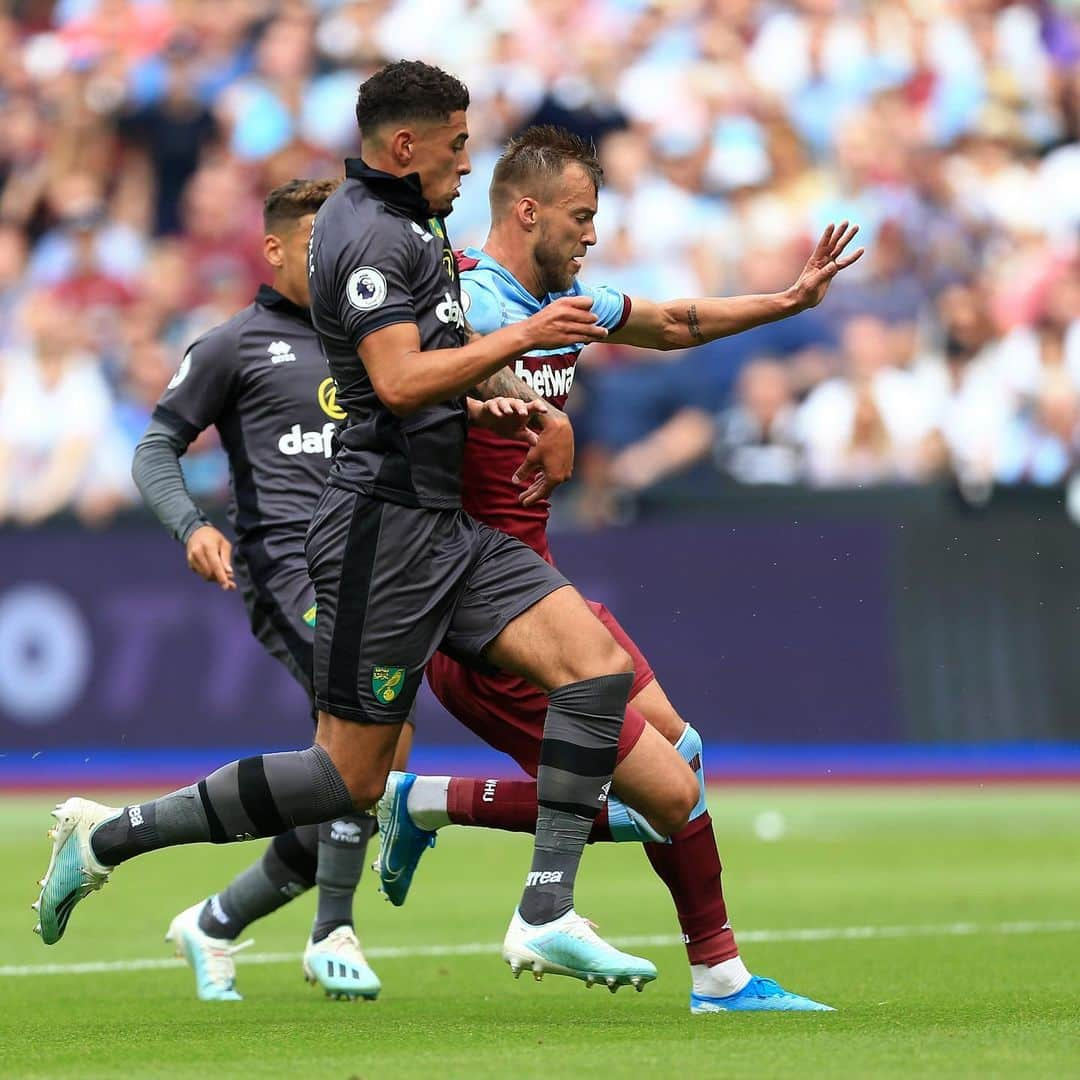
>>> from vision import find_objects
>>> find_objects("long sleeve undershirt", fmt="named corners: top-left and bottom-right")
top-left (131, 417), bottom-right (209, 544)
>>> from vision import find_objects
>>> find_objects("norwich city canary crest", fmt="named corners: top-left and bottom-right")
top-left (372, 666), bottom-right (406, 704)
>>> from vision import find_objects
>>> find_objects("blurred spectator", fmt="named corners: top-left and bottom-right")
top-left (915, 282), bottom-right (1011, 494)
top-left (997, 370), bottom-right (1080, 486)
top-left (798, 315), bottom-right (937, 487)
top-left (996, 268), bottom-right (1080, 401)
top-left (119, 35), bottom-right (221, 235)
top-left (0, 222), bottom-right (31, 350)
top-left (0, 290), bottom-right (113, 525)
top-left (609, 358), bottom-right (803, 492)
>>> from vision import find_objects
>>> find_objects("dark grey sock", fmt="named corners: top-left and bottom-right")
top-left (519, 673), bottom-right (632, 926)
top-left (311, 814), bottom-right (376, 943)
top-left (199, 824), bottom-right (320, 940)
top-left (91, 745), bottom-right (353, 866)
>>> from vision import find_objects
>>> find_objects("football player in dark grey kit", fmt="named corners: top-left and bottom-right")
top-left (131, 180), bottom-right (400, 1001)
top-left (36, 63), bottom-right (696, 994)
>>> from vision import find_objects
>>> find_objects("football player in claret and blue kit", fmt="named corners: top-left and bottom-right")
top-left (377, 124), bottom-right (862, 1013)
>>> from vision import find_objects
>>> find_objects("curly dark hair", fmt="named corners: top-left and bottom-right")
top-left (489, 125), bottom-right (604, 215)
top-left (263, 178), bottom-right (339, 233)
top-left (355, 60), bottom-right (470, 138)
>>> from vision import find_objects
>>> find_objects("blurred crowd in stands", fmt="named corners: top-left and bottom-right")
top-left (0, 0), bottom-right (1078, 528)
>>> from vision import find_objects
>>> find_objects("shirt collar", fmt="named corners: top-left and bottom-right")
top-left (255, 284), bottom-right (311, 323)
top-left (345, 157), bottom-right (430, 220)
top-left (466, 247), bottom-right (542, 309)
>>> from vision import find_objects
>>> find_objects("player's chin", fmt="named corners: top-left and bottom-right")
top-left (435, 190), bottom-right (461, 216)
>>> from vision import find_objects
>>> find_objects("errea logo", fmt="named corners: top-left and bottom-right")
top-left (525, 870), bottom-right (564, 887)
top-left (268, 340), bottom-right (296, 364)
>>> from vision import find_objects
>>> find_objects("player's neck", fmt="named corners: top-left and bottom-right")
top-left (272, 275), bottom-right (307, 309)
top-left (483, 233), bottom-right (545, 300)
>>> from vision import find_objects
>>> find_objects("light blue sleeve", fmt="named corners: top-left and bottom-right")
top-left (461, 277), bottom-right (503, 336)
top-left (575, 280), bottom-right (629, 331)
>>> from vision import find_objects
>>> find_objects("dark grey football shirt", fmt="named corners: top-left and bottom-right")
top-left (308, 158), bottom-right (468, 509)
top-left (151, 285), bottom-right (339, 548)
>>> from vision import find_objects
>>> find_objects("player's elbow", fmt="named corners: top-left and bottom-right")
top-left (657, 307), bottom-right (688, 351)
top-left (372, 377), bottom-right (419, 417)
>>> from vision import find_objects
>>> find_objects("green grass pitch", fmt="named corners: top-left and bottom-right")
top-left (1, 786), bottom-right (1078, 1078)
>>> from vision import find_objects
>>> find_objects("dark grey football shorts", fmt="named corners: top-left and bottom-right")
top-left (234, 540), bottom-right (316, 707)
top-left (306, 486), bottom-right (568, 724)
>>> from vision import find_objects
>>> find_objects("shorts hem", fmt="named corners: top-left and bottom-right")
top-left (314, 696), bottom-right (407, 725)
top-left (468, 579), bottom-right (570, 660)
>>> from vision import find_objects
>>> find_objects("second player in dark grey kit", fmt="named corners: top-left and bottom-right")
top-left (132, 179), bottom-right (396, 1002)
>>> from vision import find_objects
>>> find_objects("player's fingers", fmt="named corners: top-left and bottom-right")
top-left (204, 549), bottom-right (232, 589)
top-left (831, 223), bottom-right (859, 257)
top-left (188, 546), bottom-right (216, 583)
top-left (554, 295), bottom-right (595, 312)
top-left (513, 444), bottom-right (542, 480)
top-left (519, 475), bottom-right (550, 506)
top-left (524, 399), bottom-right (548, 415)
top-left (836, 246), bottom-right (865, 269)
top-left (512, 426), bottom-right (541, 446)
top-left (567, 320), bottom-right (608, 341)
top-left (218, 536), bottom-right (233, 575)
top-left (814, 223), bottom-right (835, 257)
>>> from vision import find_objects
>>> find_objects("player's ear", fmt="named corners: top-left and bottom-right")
top-left (263, 233), bottom-right (284, 269)
top-left (517, 197), bottom-right (539, 229)
top-left (389, 127), bottom-right (415, 166)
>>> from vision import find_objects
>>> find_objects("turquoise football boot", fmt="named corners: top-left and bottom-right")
top-left (166, 901), bottom-right (251, 1001)
top-left (34, 797), bottom-right (117, 944)
top-left (502, 908), bottom-right (657, 992)
top-left (303, 925), bottom-right (381, 1000)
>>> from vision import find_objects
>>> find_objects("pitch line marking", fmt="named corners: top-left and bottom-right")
top-left (2, 919), bottom-right (1077, 978)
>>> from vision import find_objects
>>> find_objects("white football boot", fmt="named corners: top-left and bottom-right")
top-left (302, 925), bottom-right (381, 1001)
top-left (34, 798), bottom-right (118, 944)
top-left (166, 901), bottom-right (252, 1002)
top-left (502, 908), bottom-right (657, 992)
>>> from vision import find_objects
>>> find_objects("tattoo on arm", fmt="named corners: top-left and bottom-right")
top-left (687, 303), bottom-right (704, 343)
top-left (472, 364), bottom-right (568, 423)
top-left (474, 365), bottom-right (539, 403)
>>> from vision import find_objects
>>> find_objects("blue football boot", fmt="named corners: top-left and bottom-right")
top-left (691, 975), bottom-right (835, 1013)
top-left (375, 771), bottom-right (436, 906)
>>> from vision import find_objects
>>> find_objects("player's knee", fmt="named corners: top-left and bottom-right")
top-left (324, 753), bottom-right (384, 811)
top-left (585, 640), bottom-right (634, 681)
top-left (653, 767), bottom-right (698, 836)
top-left (343, 773), bottom-right (386, 812)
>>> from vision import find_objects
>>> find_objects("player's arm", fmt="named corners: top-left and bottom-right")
top-left (133, 337), bottom-right (238, 590)
top-left (132, 420), bottom-right (234, 591)
top-left (608, 222), bottom-right (863, 351)
top-left (359, 299), bottom-right (605, 416)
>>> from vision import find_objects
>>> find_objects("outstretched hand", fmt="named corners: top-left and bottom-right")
top-left (790, 222), bottom-right (864, 310)
top-left (467, 396), bottom-right (546, 444)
